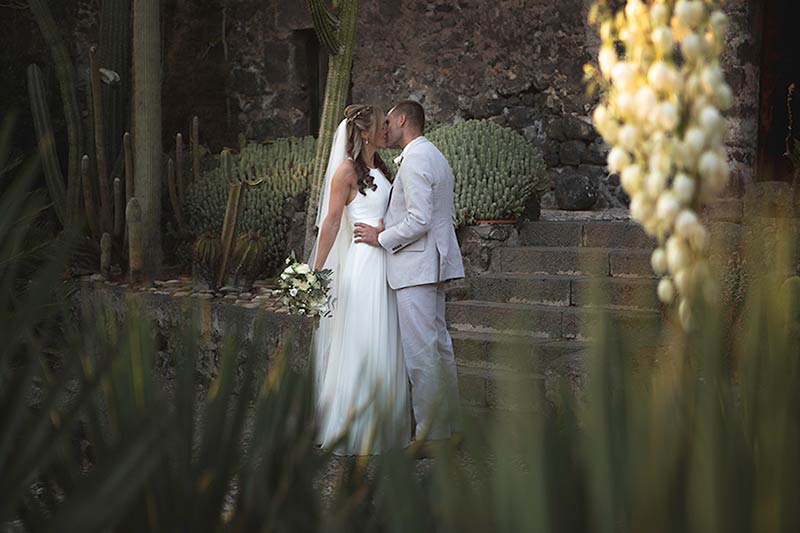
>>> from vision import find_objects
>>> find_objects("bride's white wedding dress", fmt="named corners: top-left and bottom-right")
top-left (310, 122), bottom-right (411, 456)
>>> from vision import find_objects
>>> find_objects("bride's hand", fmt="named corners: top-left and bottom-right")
top-left (354, 219), bottom-right (384, 247)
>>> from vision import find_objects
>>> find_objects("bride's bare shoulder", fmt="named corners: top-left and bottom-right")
top-left (334, 159), bottom-right (358, 185)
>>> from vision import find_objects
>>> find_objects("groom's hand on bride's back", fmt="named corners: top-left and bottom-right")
top-left (354, 218), bottom-right (384, 247)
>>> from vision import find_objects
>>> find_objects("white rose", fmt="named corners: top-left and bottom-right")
top-left (297, 280), bottom-right (310, 291)
top-left (295, 263), bottom-right (311, 275)
top-left (289, 288), bottom-right (298, 297)
top-left (673, 173), bottom-right (696, 204)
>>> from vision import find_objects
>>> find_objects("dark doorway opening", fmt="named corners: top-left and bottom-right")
top-left (295, 29), bottom-right (328, 136)
top-left (755, 0), bottom-right (800, 182)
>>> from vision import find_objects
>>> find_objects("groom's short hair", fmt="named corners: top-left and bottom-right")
top-left (394, 100), bottom-right (425, 132)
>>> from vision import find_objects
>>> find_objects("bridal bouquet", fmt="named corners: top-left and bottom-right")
top-left (272, 255), bottom-right (333, 318)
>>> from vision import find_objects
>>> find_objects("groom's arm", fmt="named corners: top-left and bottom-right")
top-left (378, 161), bottom-right (433, 254)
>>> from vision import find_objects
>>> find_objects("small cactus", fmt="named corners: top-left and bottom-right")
top-left (227, 231), bottom-right (267, 291)
top-left (192, 233), bottom-right (222, 291)
top-left (81, 154), bottom-right (99, 237)
top-left (100, 232), bottom-right (112, 278)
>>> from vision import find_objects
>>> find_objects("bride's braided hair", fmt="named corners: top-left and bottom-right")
top-left (344, 104), bottom-right (393, 195)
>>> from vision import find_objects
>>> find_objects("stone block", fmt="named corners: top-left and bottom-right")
top-left (609, 249), bottom-right (656, 278)
top-left (562, 115), bottom-right (596, 141)
top-left (583, 222), bottom-right (656, 249)
top-left (559, 140), bottom-right (586, 166)
top-left (703, 199), bottom-right (744, 223)
top-left (465, 273), bottom-right (571, 305)
top-left (744, 181), bottom-right (796, 219)
top-left (555, 172), bottom-right (598, 210)
top-left (491, 247), bottom-right (609, 276)
top-left (570, 278), bottom-right (660, 310)
top-left (518, 220), bottom-right (583, 247)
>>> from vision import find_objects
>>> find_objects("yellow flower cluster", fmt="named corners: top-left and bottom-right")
top-left (589, 0), bottom-right (731, 328)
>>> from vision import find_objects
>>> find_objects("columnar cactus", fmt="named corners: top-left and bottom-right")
top-left (100, 232), bottom-right (112, 278)
top-left (218, 149), bottom-right (243, 287)
top-left (303, 0), bottom-right (360, 256)
top-left (26, 64), bottom-right (69, 227)
top-left (89, 45), bottom-right (113, 234)
top-left (81, 155), bottom-right (99, 237)
top-left (588, 0), bottom-right (732, 328)
top-left (126, 197), bottom-right (143, 283)
top-left (132, 0), bottom-right (164, 276)
top-left (28, 0), bottom-right (83, 226)
top-left (97, 0), bottom-right (131, 163)
top-left (425, 120), bottom-right (548, 225)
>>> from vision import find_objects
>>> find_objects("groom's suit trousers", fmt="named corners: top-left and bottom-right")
top-left (395, 282), bottom-right (462, 440)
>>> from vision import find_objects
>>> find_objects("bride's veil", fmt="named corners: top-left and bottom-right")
top-left (308, 119), bottom-right (351, 394)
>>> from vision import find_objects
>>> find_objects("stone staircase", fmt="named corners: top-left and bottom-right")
top-left (449, 214), bottom-right (664, 410)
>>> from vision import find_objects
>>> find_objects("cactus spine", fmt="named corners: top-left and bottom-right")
top-left (217, 149), bottom-right (243, 287)
top-left (90, 45), bottom-right (113, 234)
top-left (126, 197), bottom-right (143, 283)
top-left (26, 64), bottom-right (68, 226)
top-left (27, 0), bottom-right (83, 227)
top-left (81, 155), bottom-right (99, 237)
top-left (303, 0), bottom-right (360, 256)
top-left (132, 0), bottom-right (163, 276)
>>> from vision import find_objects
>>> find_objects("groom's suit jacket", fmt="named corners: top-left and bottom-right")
top-left (378, 136), bottom-right (465, 290)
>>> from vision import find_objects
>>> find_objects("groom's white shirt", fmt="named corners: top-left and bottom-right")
top-left (378, 136), bottom-right (465, 289)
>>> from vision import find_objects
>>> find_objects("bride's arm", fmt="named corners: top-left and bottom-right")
top-left (313, 162), bottom-right (356, 271)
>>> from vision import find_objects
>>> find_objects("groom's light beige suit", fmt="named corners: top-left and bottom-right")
top-left (378, 135), bottom-right (464, 440)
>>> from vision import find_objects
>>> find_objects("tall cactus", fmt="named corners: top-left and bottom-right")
top-left (97, 0), bottom-right (132, 164)
top-left (132, 0), bottom-right (163, 276)
top-left (90, 45), bottom-right (113, 234)
top-left (302, 0), bottom-right (360, 256)
top-left (27, 0), bottom-right (83, 225)
top-left (25, 64), bottom-right (68, 226)
top-left (217, 149), bottom-right (243, 287)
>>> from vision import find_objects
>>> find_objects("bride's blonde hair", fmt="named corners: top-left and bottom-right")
top-left (344, 104), bottom-right (392, 195)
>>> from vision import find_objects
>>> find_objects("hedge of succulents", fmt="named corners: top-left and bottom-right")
top-left (184, 120), bottom-right (547, 276)
top-left (182, 136), bottom-right (315, 275)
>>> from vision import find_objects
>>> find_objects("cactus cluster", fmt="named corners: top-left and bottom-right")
top-left (427, 120), bottom-right (547, 225)
top-left (183, 137), bottom-right (316, 276)
top-left (192, 233), bottom-right (222, 291)
top-left (227, 231), bottom-right (268, 291)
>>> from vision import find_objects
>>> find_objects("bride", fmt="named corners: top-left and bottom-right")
top-left (309, 104), bottom-right (411, 455)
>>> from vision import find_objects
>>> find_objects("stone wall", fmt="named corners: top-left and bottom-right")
top-left (1, 0), bottom-right (761, 208)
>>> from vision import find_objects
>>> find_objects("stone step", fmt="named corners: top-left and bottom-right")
top-left (457, 364), bottom-right (545, 411)
top-left (452, 330), bottom-right (589, 373)
top-left (446, 300), bottom-right (662, 341)
top-left (459, 273), bottom-right (660, 310)
top-left (490, 246), bottom-right (656, 278)
top-left (519, 220), bottom-right (656, 249)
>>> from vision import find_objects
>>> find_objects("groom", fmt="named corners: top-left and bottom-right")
top-left (354, 100), bottom-right (465, 443)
